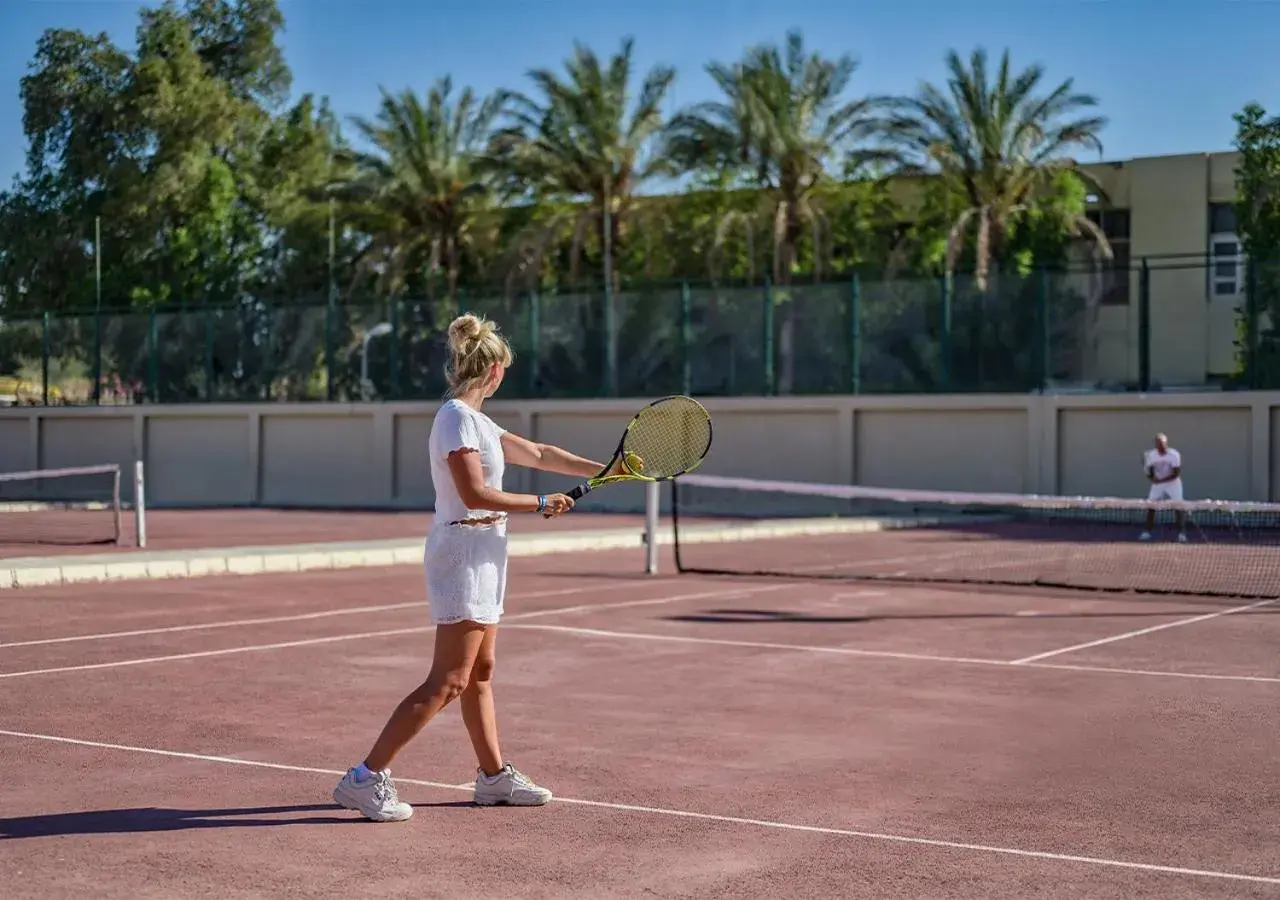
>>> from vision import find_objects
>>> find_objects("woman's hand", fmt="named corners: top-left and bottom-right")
top-left (541, 493), bottom-right (575, 517)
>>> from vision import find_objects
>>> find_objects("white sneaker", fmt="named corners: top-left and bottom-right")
top-left (1177, 532), bottom-right (1188, 543)
top-left (1139, 531), bottom-right (1152, 541)
top-left (333, 767), bottom-right (414, 822)
top-left (473, 763), bottom-right (553, 807)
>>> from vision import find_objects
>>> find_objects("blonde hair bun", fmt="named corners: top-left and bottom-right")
top-left (444, 312), bottom-right (514, 396)
top-left (447, 313), bottom-right (486, 353)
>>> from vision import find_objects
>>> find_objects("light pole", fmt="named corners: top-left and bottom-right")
top-left (361, 322), bottom-right (393, 401)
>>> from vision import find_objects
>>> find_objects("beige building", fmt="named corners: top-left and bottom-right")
top-left (1074, 150), bottom-right (1245, 388)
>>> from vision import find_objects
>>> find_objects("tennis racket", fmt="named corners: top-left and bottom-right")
top-left (544, 394), bottom-right (712, 516)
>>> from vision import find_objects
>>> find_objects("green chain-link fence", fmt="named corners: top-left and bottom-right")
top-left (8, 258), bottom-right (1272, 405)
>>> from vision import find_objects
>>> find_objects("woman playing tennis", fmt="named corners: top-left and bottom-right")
top-left (332, 312), bottom-right (621, 822)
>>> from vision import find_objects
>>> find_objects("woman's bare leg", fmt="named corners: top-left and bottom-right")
top-left (363, 621), bottom-right (488, 772)
top-left (458, 624), bottom-right (553, 807)
top-left (459, 624), bottom-right (502, 775)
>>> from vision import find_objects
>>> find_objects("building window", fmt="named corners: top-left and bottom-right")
top-left (1210, 202), bottom-right (1238, 235)
top-left (1209, 234), bottom-right (1243, 299)
top-left (1085, 208), bottom-right (1132, 305)
top-left (1209, 203), bottom-right (1244, 300)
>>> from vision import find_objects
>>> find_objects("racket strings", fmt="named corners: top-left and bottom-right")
top-left (622, 399), bottom-right (711, 479)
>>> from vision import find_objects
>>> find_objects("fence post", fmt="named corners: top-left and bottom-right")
top-left (940, 274), bottom-right (953, 391)
top-left (603, 281), bottom-right (617, 397)
top-left (1245, 258), bottom-right (1260, 390)
top-left (849, 272), bottom-right (861, 394)
top-left (324, 298), bottom-right (335, 402)
top-left (680, 281), bottom-right (692, 395)
top-left (147, 304), bottom-right (159, 402)
top-left (763, 277), bottom-right (775, 396)
top-left (204, 307), bottom-right (215, 401)
top-left (41, 311), bottom-right (51, 406)
top-left (1036, 268), bottom-right (1049, 392)
top-left (1138, 258), bottom-right (1151, 391)
top-left (527, 290), bottom-right (540, 396)
top-left (389, 297), bottom-right (401, 399)
top-left (92, 311), bottom-right (102, 405)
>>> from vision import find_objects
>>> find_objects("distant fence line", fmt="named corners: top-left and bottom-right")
top-left (0, 260), bottom-right (1271, 405)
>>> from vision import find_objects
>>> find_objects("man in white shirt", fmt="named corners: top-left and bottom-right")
top-left (1141, 432), bottom-right (1187, 542)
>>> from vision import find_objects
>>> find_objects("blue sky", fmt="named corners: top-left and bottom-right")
top-left (3, 0), bottom-right (1280, 189)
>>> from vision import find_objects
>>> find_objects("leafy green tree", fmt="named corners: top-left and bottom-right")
top-left (1231, 102), bottom-right (1280, 387)
top-left (491, 37), bottom-right (676, 290)
top-left (336, 78), bottom-right (508, 299)
top-left (488, 37), bottom-right (676, 396)
top-left (665, 29), bottom-right (884, 392)
top-left (878, 47), bottom-right (1111, 290)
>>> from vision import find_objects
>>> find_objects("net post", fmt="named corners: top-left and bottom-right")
top-left (112, 465), bottom-right (123, 544)
top-left (644, 480), bottom-right (660, 574)
top-left (133, 460), bottom-right (148, 549)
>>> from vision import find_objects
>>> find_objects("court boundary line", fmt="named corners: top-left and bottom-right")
top-left (501, 623), bottom-right (1280, 685)
top-left (0, 729), bottom-right (1275, 887)
top-left (0, 581), bottom-right (664, 650)
top-left (0, 583), bottom-right (796, 680)
top-left (5, 608), bottom-right (1275, 685)
top-left (1008, 599), bottom-right (1276, 664)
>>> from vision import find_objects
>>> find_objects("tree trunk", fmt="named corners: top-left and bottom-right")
top-left (975, 207), bottom-right (991, 293)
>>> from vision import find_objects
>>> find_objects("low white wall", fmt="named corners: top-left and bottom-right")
top-left (4, 391), bottom-right (1277, 508)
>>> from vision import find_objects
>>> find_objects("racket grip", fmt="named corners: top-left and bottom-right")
top-left (541, 481), bottom-right (591, 519)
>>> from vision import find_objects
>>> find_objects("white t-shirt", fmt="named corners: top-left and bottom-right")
top-left (1144, 447), bottom-right (1182, 483)
top-left (429, 399), bottom-right (507, 524)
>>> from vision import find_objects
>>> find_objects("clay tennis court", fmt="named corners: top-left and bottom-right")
top-left (1, 533), bottom-right (1277, 898)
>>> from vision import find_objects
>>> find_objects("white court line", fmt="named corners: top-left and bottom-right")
top-left (0, 582), bottom-right (633, 650)
top-left (0, 627), bottom-right (434, 680)
top-left (503, 623), bottom-right (1280, 685)
top-left (0, 729), bottom-right (1274, 887)
top-left (0, 583), bottom-right (794, 681)
top-left (0, 539), bottom-right (940, 651)
top-left (1009, 599), bottom-right (1276, 665)
top-left (4, 584), bottom-right (1277, 686)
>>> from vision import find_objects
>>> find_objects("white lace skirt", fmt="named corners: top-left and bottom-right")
top-left (422, 520), bottom-right (509, 626)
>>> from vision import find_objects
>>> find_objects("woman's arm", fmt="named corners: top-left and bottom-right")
top-left (447, 449), bottom-right (573, 516)
top-left (500, 431), bottom-right (610, 479)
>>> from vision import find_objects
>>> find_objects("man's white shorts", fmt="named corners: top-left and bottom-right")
top-left (1148, 479), bottom-right (1184, 502)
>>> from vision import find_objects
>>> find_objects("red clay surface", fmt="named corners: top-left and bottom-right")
top-left (1, 545), bottom-right (1277, 898)
top-left (0, 508), bottom-right (648, 559)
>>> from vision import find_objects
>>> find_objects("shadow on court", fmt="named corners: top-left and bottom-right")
top-left (0, 801), bottom-right (474, 838)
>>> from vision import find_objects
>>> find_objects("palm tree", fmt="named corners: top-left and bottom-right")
top-left (878, 47), bottom-right (1112, 290)
top-left (489, 37), bottom-right (676, 290)
top-left (335, 77), bottom-right (507, 298)
top-left (664, 29), bottom-right (884, 392)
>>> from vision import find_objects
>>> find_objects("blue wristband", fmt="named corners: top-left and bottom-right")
top-left (536, 495), bottom-right (547, 512)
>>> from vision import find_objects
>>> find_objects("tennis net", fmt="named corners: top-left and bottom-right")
top-left (656, 473), bottom-right (1280, 599)
top-left (0, 464), bottom-right (129, 548)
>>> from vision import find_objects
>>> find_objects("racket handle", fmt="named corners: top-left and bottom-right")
top-left (541, 482), bottom-right (591, 519)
